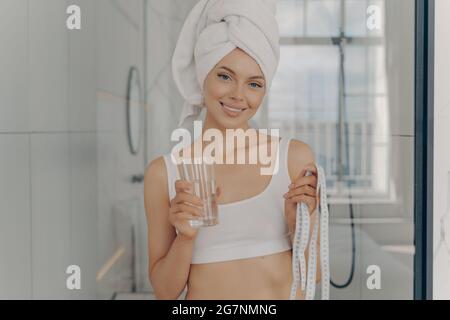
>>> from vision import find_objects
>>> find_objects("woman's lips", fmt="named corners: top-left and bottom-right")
top-left (220, 102), bottom-right (247, 117)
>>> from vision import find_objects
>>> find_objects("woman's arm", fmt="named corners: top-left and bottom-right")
top-left (144, 157), bottom-right (195, 299)
top-left (286, 139), bottom-right (321, 283)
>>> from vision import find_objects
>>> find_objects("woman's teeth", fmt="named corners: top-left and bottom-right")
top-left (220, 102), bottom-right (246, 113)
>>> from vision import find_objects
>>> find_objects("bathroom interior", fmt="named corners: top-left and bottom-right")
top-left (1, 0), bottom-right (449, 300)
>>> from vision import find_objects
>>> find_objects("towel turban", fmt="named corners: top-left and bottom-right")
top-left (172, 0), bottom-right (280, 129)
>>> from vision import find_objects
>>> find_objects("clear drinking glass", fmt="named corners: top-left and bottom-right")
top-left (177, 157), bottom-right (219, 228)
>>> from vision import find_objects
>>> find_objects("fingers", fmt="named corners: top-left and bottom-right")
top-left (175, 192), bottom-right (204, 207)
top-left (170, 179), bottom-right (205, 217)
top-left (284, 185), bottom-right (316, 199)
top-left (169, 210), bottom-right (202, 225)
top-left (216, 186), bottom-right (221, 198)
top-left (176, 211), bottom-right (203, 221)
top-left (288, 175), bottom-right (317, 190)
top-left (169, 201), bottom-right (204, 225)
top-left (175, 203), bottom-right (204, 217)
top-left (297, 163), bottom-right (318, 180)
top-left (289, 163), bottom-right (318, 189)
top-left (170, 194), bottom-right (199, 210)
top-left (283, 163), bottom-right (319, 214)
top-left (175, 179), bottom-right (192, 193)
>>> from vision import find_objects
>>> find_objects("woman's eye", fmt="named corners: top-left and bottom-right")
top-left (218, 74), bottom-right (262, 88)
top-left (250, 82), bottom-right (262, 89)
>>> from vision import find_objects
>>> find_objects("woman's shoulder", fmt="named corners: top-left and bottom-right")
top-left (144, 155), bottom-right (169, 186)
top-left (286, 138), bottom-right (316, 181)
top-left (287, 138), bottom-right (314, 157)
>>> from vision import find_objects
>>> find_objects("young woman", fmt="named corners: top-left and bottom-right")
top-left (144, 0), bottom-right (322, 300)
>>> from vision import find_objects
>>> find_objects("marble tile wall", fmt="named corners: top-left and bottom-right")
top-left (145, 0), bottom-right (199, 163)
top-left (0, 0), bottom-right (145, 299)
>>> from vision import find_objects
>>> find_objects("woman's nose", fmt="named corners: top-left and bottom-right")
top-left (230, 84), bottom-right (244, 101)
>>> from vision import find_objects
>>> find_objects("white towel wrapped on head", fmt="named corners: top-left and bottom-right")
top-left (172, 0), bottom-right (280, 129)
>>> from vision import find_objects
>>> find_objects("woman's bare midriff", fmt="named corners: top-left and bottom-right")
top-left (185, 249), bottom-right (305, 300)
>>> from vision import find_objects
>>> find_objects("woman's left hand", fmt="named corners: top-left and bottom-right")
top-left (283, 163), bottom-right (319, 230)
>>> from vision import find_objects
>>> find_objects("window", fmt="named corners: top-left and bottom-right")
top-left (262, 0), bottom-right (392, 203)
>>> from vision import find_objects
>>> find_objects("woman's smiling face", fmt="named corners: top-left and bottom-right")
top-left (202, 48), bottom-right (267, 129)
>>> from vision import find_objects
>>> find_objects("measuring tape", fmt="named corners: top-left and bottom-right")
top-left (289, 164), bottom-right (330, 300)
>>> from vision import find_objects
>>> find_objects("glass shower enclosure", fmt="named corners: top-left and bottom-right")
top-left (253, 0), bottom-right (419, 299)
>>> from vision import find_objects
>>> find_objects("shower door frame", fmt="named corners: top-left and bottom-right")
top-left (414, 0), bottom-right (434, 300)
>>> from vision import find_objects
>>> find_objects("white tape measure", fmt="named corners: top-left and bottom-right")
top-left (289, 164), bottom-right (330, 300)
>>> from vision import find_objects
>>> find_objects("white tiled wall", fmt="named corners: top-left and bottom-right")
top-left (29, 0), bottom-right (69, 132)
top-left (0, 0), bottom-right (145, 299)
top-left (69, 132), bottom-right (98, 299)
top-left (0, 0), bottom-right (28, 133)
top-left (433, 0), bottom-right (450, 300)
top-left (0, 135), bottom-right (31, 299)
top-left (30, 133), bottom-right (71, 299)
top-left (69, 0), bottom-right (97, 132)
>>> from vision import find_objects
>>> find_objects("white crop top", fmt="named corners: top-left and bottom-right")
top-left (162, 137), bottom-right (293, 264)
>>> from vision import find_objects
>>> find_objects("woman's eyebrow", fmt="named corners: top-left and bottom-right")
top-left (218, 66), bottom-right (265, 81)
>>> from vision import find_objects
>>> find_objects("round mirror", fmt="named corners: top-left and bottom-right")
top-left (126, 66), bottom-right (142, 155)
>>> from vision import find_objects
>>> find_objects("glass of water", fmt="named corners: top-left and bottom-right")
top-left (177, 157), bottom-right (219, 228)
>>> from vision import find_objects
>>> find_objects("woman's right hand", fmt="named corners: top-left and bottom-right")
top-left (168, 179), bottom-right (205, 240)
